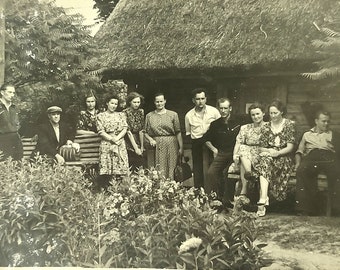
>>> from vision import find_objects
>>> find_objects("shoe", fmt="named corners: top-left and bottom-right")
top-left (244, 171), bottom-right (257, 182)
top-left (257, 197), bottom-right (269, 206)
top-left (256, 205), bottom-right (266, 217)
top-left (256, 197), bottom-right (269, 217)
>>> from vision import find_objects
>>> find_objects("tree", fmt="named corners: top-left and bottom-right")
top-left (93, 0), bottom-right (119, 21)
top-left (302, 21), bottom-right (340, 80)
top-left (4, 0), bottom-right (105, 136)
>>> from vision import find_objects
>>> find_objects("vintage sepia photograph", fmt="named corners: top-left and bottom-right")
top-left (0, 0), bottom-right (340, 269)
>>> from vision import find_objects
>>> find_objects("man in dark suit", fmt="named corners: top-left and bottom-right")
top-left (33, 106), bottom-right (79, 164)
top-left (295, 110), bottom-right (340, 215)
top-left (0, 84), bottom-right (23, 160)
top-left (203, 98), bottom-right (241, 206)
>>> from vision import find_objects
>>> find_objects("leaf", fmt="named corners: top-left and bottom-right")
top-left (99, 244), bottom-right (107, 257)
top-left (104, 256), bottom-right (115, 267)
top-left (179, 253), bottom-right (196, 267)
top-left (135, 247), bottom-right (148, 256)
top-left (216, 257), bottom-right (231, 267)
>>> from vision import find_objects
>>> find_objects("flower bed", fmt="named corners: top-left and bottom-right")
top-left (0, 158), bottom-right (266, 269)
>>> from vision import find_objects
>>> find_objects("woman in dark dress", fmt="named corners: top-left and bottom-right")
top-left (254, 100), bottom-right (296, 217)
top-left (76, 93), bottom-right (99, 135)
top-left (123, 92), bottom-right (146, 172)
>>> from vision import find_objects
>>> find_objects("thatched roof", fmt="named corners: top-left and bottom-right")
top-left (96, 0), bottom-right (339, 74)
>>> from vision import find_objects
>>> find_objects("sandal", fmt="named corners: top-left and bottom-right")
top-left (256, 197), bottom-right (269, 217)
top-left (256, 204), bottom-right (266, 217)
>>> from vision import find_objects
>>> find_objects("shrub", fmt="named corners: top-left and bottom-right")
top-left (0, 159), bottom-right (265, 269)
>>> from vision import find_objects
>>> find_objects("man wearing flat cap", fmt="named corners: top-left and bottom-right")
top-left (33, 106), bottom-right (79, 164)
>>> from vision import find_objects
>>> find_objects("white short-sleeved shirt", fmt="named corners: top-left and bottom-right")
top-left (185, 105), bottom-right (220, 139)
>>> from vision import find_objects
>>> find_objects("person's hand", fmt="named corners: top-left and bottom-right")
top-left (149, 138), bottom-right (157, 147)
top-left (294, 163), bottom-right (300, 171)
top-left (233, 154), bottom-right (240, 165)
top-left (212, 148), bottom-right (218, 158)
top-left (178, 147), bottom-right (183, 156)
top-left (55, 153), bottom-right (65, 164)
top-left (270, 150), bottom-right (280, 158)
top-left (110, 136), bottom-right (119, 144)
top-left (267, 148), bottom-right (278, 157)
top-left (71, 142), bottom-right (80, 152)
top-left (135, 148), bottom-right (142, 156)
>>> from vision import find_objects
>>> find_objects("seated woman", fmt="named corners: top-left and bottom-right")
top-left (233, 102), bottom-right (266, 199)
top-left (76, 93), bottom-right (99, 135)
top-left (123, 92), bottom-right (146, 172)
top-left (144, 93), bottom-right (183, 180)
top-left (254, 100), bottom-right (296, 217)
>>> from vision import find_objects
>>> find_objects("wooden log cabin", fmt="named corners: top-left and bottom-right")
top-left (95, 0), bottom-right (340, 182)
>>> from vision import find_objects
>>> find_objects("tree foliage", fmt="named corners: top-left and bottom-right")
top-left (93, 0), bottom-right (119, 21)
top-left (4, 0), bottom-right (111, 136)
top-left (302, 21), bottom-right (340, 80)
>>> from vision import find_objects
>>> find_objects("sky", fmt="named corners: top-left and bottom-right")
top-left (54, 0), bottom-right (103, 36)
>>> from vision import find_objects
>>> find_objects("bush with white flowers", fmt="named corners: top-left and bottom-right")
top-left (0, 160), bottom-right (266, 269)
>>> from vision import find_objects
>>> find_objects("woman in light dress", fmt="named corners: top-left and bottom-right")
top-left (97, 94), bottom-right (129, 179)
top-left (233, 102), bottom-right (266, 199)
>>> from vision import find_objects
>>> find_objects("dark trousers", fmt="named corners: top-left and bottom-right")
top-left (206, 151), bottom-right (234, 202)
top-left (296, 149), bottom-right (340, 215)
top-left (191, 138), bottom-right (205, 188)
top-left (0, 133), bottom-right (23, 161)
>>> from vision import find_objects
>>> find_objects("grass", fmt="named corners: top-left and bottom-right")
top-left (256, 214), bottom-right (340, 256)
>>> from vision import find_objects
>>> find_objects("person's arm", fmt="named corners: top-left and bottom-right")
top-left (144, 114), bottom-right (156, 147)
top-left (139, 130), bottom-right (145, 152)
top-left (205, 141), bottom-right (218, 157)
top-left (144, 132), bottom-right (156, 147)
top-left (273, 142), bottom-right (294, 157)
top-left (177, 132), bottom-right (183, 156)
top-left (113, 127), bottom-right (127, 145)
top-left (76, 129), bottom-right (96, 135)
top-left (126, 130), bottom-right (142, 155)
top-left (233, 126), bottom-right (245, 164)
top-left (294, 135), bottom-right (306, 170)
top-left (185, 113), bottom-right (191, 136)
top-left (233, 140), bottom-right (241, 164)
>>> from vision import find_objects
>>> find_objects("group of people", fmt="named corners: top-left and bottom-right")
top-left (185, 89), bottom-right (340, 217)
top-left (1, 84), bottom-right (340, 216)
top-left (184, 91), bottom-right (297, 216)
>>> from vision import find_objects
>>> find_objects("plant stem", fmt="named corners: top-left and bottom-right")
top-left (97, 202), bottom-right (101, 266)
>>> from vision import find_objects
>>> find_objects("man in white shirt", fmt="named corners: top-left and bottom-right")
top-left (185, 88), bottom-right (220, 188)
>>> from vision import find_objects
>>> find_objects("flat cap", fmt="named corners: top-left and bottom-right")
top-left (47, 106), bottom-right (62, 114)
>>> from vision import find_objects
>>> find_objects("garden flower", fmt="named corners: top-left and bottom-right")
top-left (178, 237), bottom-right (202, 254)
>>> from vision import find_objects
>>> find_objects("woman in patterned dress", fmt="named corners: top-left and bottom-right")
top-left (97, 94), bottom-right (129, 178)
top-left (254, 100), bottom-right (296, 216)
top-left (76, 94), bottom-right (99, 135)
top-left (123, 92), bottom-right (146, 172)
top-left (144, 93), bottom-right (183, 180)
top-left (233, 102), bottom-right (266, 198)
